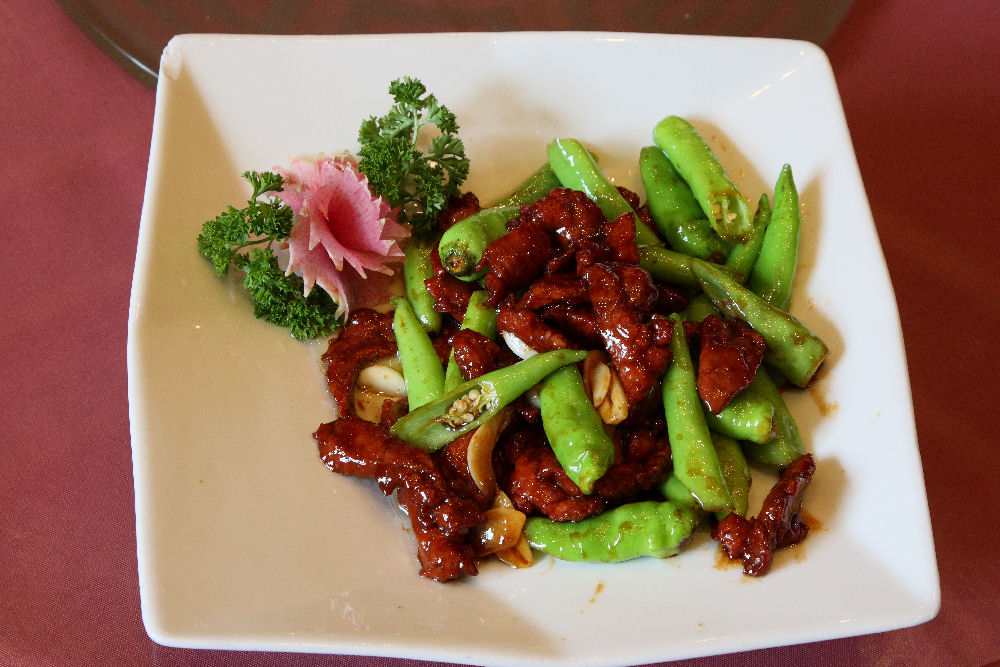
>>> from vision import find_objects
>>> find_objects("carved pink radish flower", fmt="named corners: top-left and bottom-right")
top-left (272, 155), bottom-right (409, 317)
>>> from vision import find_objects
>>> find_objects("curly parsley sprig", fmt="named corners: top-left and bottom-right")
top-left (357, 77), bottom-right (470, 234)
top-left (196, 171), bottom-right (340, 340)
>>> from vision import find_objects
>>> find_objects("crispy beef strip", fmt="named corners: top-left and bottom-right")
top-left (744, 453), bottom-right (815, 576)
top-left (537, 303), bottom-right (604, 349)
top-left (449, 329), bottom-right (504, 382)
top-left (635, 203), bottom-right (657, 233)
top-left (583, 262), bottom-right (673, 405)
top-left (481, 219), bottom-right (556, 307)
top-left (616, 185), bottom-right (641, 210)
top-left (435, 431), bottom-right (494, 511)
top-left (515, 274), bottom-right (589, 311)
top-left (602, 212), bottom-right (641, 265)
top-left (711, 453), bottom-right (816, 577)
top-left (593, 429), bottom-right (672, 501)
top-left (425, 246), bottom-right (474, 320)
top-left (497, 296), bottom-right (577, 353)
top-left (315, 416), bottom-right (483, 581)
top-left (697, 314), bottom-right (767, 413)
top-left (652, 283), bottom-right (690, 316)
top-left (482, 188), bottom-right (616, 307)
top-left (682, 319), bottom-right (702, 344)
top-left (497, 425), bottom-right (606, 522)
top-left (378, 399), bottom-right (408, 429)
top-left (431, 319), bottom-right (460, 366)
top-left (519, 187), bottom-right (605, 248)
top-left (611, 263), bottom-right (659, 312)
top-left (321, 309), bottom-right (397, 415)
top-left (713, 513), bottom-right (753, 561)
top-left (544, 247), bottom-right (577, 275)
top-left (437, 192), bottom-right (482, 231)
top-left (572, 238), bottom-right (619, 272)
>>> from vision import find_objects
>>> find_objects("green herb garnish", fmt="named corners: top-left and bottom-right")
top-left (357, 77), bottom-right (470, 234)
top-left (196, 171), bottom-right (340, 340)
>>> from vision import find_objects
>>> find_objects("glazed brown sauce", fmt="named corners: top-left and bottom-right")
top-left (714, 547), bottom-right (742, 570)
top-left (589, 581), bottom-right (605, 604)
top-left (800, 509), bottom-right (823, 531)
top-left (808, 382), bottom-right (839, 417)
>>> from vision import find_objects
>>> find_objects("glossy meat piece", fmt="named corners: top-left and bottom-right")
top-left (481, 219), bottom-right (556, 307)
top-left (519, 187), bottom-right (605, 248)
top-left (449, 329), bottom-right (504, 381)
top-left (497, 297), bottom-right (577, 353)
top-left (571, 238), bottom-right (619, 272)
top-left (435, 431), bottom-right (493, 510)
top-left (593, 428), bottom-right (672, 501)
top-left (320, 309), bottom-right (397, 415)
top-left (616, 185), bottom-right (641, 210)
top-left (583, 262), bottom-right (673, 405)
top-left (378, 398), bottom-right (409, 429)
top-left (437, 192), bottom-right (481, 231)
top-left (515, 274), bottom-right (589, 311)
top-left (612, 263), bottom-right (659, 312)
top-left (712, 512), bottom-right (752, 560)
top-left (498, 426), bottom-right (606, 522)
top-left (315, 416), bottom-right (482, 581)
top-left (744, 453), bottom-right (816, 576)
top-left (697, 315), bottom-right (767, 413)
top-left (431, 319), bottom-right (459, 366)
top-left (425, 246), bottom-right (474, 320)
top-left (635, 203), bottom-right (657, 234)
top-left (538, 303), bottom-right (604, 349)
top-left (711, 453), bottom-right (816, 577)
top-left (602, 212), bottom-right (640, 264)
top-left (651, 283), bottom-right (690, 317)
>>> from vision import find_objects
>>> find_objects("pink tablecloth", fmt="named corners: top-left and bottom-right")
top-left (2, 0), bottom-right (998, 664)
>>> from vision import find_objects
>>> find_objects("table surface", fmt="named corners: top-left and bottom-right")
top-left (3, 1), bottom-right (999, 665)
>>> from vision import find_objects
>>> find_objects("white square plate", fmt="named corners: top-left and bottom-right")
top-left (128, 33), bottom-right (938, 665)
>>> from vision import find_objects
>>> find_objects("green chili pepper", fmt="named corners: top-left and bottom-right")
top-left (539, 365), bottom-right (614, 495)
top-left (662, 318), bottom-right (733, 512)
top-left (681, 292), bottom-right (721, 323)
top-left (637, 246), bottom-right (702, 287)
top-left (639, 246), bottom-right (742, 289)
top-left (652, 116), bottom-right (753, 243)
top-left (639, 145), bottom-right (729, 259)
top-left (724, 193), bottom-right (771, 283)
top-left (676, 293), bottom-right (776, 443)
top-left (712, 433), bottom-right (751, 519)
top-left (741, 367), bottom-right (806, 466)
top-left (401, 238), bottom-right (442, 333)
top-left (524, 500), bottom-right (698, 562)
top-left (547, 138), bottom-right (661, 247)
top-left (490, 162), bottom-right (563, 208)
top-left (691, 259), bottom-right (827, 388)
top-left (443, 290), bottom-right (498, 391)
top-left (659, 434), bottom-right (750, 519)
top-left (704, 388), bottom-right (776, 444)
top-left (391, 297), bottom-right (445, 411)
top-left (437, 205), bottom-right (521, 281)
top-left (658, 474), bottom-right (700, 510)
top-left (390, 348), bottom-right (587, 452)
top-left (748, 164), bottom-right (800, 310)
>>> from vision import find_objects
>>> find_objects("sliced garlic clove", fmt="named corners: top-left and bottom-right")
top-left (470, 507), bottom-right (526, 557)
top-left (495, 533), bottom-right (533, 569)
top-left (589, 361), bottom-right (612, 406)
top-left (356, 364), bottom-right (406, 396)
top-left (604, 369), bottom-right (629, 424)
top-left (467, 406), bottom-right (512, 497)
top-left (584, 350), bottom-right (628, 424)
top-left (501, 330), bottom-right (538, 360)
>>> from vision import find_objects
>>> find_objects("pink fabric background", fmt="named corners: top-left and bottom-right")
top-left (2, 0), bottom-right (998, 664)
